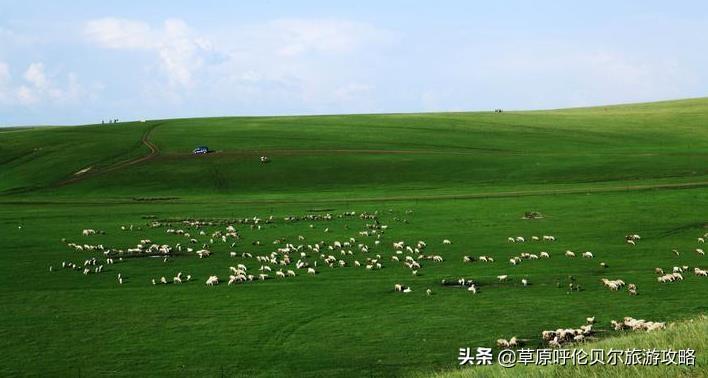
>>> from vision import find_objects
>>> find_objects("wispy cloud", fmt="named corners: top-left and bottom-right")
top-left (85, 17), bottom-right (214, 88)
top-left (0, 61), bottom-right (88, 106)
top-left (83, 17), bottom-right (393, 111)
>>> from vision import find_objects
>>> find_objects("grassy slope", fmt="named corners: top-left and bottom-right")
top-left (431, 316), bottom-right (707, 378)
top-left (1, 98), bottom-right (707, 200)
top-left (0, 99), bottom-right (707, 376)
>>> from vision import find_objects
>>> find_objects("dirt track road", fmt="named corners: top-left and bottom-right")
top-left (56, 123), bottom-right (161, 186)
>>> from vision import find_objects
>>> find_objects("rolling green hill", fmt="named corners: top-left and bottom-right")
top-left (2, 98), bottom-right (708, 200)
top-left (0, 98), bottom-right (706, 376)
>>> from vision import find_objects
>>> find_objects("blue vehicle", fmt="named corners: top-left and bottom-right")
top-left (193, 146), bottom-right (209, 155)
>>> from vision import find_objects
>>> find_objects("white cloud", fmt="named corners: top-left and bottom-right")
top-left (16, 85), bottom-right (37, 105)
top-left (24, 63), bottom-right (49, 89)
top-left (83, 17), bottom-right (394, 113)
top-left (0, 62), bottom-right (89, 106)
top-left (84, 17), bottom-right (213, 88)
top-left (265, 19), bottom-right (394, 56)
top-left (84, 18), bottom-right (154, 49)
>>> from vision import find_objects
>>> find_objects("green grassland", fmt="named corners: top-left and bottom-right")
top-left (0, 98), bottom-right (707, 376)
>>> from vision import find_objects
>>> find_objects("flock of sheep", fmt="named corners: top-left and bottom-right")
top-left (50, 211), bottom-right (707, 349)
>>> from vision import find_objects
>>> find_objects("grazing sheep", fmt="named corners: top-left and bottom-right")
top-left (611, 316), bottom-right (665, 332)
top-left (497, 275), bottom-right (508, 282)
top-left (307, 267), bottom-right (317, 275)
top-left (468, 285), bottom-right (477, 294)
top-left (426, 288), bottom-right (432, 296)
top-left (173, 276), bottom-right (182, 284)
top-left (655, 267), bottom-right (664, 275)
top-left (521, 278), bottom-right (528, 286)
top-left (697, 249), bottom-right (705, 255)
top-left (160, 276), bottom-right (168, 284)
top-left (565, 250), bottom-right (576, 257)
top-left (601, 278), bottom-right (625, 291)
top-left (443, 239), bottom-right (452, 245)
top-left (586, 316), bottom-right (595, 324)
top-left (627, 283), bottom-right (638, 295)
top-left (540, 251), bottom-right (550, 258)
top-left (402, 287), bottom-right (412, 293)
top-left (699, 237), bottom-right (705, 243)
top-left (582, 251), bottom-right (593, 258)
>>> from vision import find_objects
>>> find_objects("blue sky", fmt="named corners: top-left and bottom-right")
top-left (1, 1), bottom-right (707, 126)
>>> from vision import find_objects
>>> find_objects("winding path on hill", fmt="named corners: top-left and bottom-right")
top-left (55, 122), bottom-right (161, 186)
